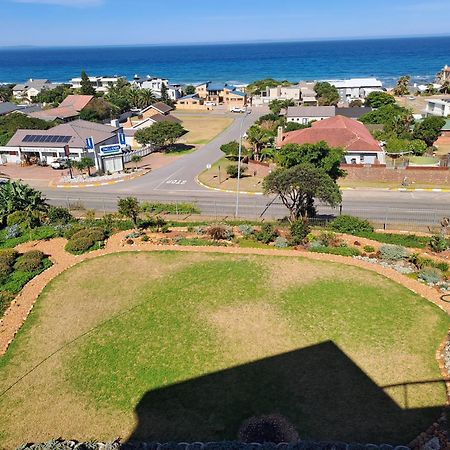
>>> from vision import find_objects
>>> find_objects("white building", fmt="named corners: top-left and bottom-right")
top-left (286, 106), bottom-right (335, 124)
top-left (70, 75), bottom-right (125, 93)
top-left (424, 99), bottom-right (450, 117)
top-left (254, 82), bottom-right (317, 106)
top-left (13, 79), bottom-right (56, 102)
top-left (327, 78), bottom-right (383, 103)
top-left (131, 75), bottom-right (181, 100)
top-left (0, 120), bottom-right (124, 172)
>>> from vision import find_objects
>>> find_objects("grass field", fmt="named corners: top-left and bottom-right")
top-left (176, 115), bottom-right (233, 145)
top-left (0, 251), bottom-right (448, 448)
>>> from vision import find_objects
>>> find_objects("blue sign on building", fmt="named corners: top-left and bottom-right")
top-left (85, 137), bottom-right (94, 150)
top-left (118, 133), bottom-right (126, 146)
top-left (99, 144), bottom-right (122, 156)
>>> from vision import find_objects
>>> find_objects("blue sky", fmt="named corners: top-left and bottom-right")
top-left (1, 0), bottom-right (450, 47)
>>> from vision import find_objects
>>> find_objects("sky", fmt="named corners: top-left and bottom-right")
top-left (1, 0), bottom-right (450, 47)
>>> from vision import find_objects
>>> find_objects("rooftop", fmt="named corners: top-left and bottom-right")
top-left (287, 106), bottom-right (335, 118)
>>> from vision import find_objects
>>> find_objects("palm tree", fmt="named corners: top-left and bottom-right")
top-left (246, 125), bottom-right (272, 161)
top-left (138, 89), bottom-right (157, 109)
top-left (441, 81), bottom-right (450, 94)
top-left (128, 88), bottom-right (141, 109)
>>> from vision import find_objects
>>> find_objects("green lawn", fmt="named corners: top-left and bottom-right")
top-left (0, 252), bottom-right (448, 447)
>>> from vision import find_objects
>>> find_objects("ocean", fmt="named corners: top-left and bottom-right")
top-left (0, 36), bottom-right (449, 87)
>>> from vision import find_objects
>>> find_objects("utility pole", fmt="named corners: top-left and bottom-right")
top-left (235, 107), bottom-right (250, 217)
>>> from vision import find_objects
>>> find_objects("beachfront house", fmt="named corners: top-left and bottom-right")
top-left (0, 119), bottom-right (125, 172)
top-left (195, 82), bottom-right (247, 107)
top-left (327, 78), bottom-right (384, 103)
top-left (131, 75), bottom-right (182, 100)
top-left (424, 99), bottom-right (450, 117)
top-left (27, 95), bottom-right (94, 122)
top-left (12, 79), bottom-right (57, 102)
top-left (286, 106), bottom-right (372, 124)
top-left (253, 82), bottom-right (318, 106)
top-left (70, 75), bottom-right (126, 93)
top-left (437, 65), bottom-right (450, 84)
top-left (277, 115), bottom-right (385, 165)
top-left (176, 94), bottom-right (205, 110)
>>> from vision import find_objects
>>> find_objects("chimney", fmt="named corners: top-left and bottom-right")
top-left (277, 126), bottom-right (284, 146)
top-left (111, 119), bottom-right (120, 128)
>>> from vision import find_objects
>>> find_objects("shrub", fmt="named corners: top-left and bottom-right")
top-left (256, 223), bottom-right (278, 244)
top-left (0, 249), bottom-right (18, 266)
top-left (0, 261), bottom-right (13, 279)
top-left (141, 235), bottom-right (150, 242)
top-left (14, 251), bottom-right (44, 272)
top-left (227, 164), bottom-right (247, 178)
top-left (5, 224), bottom-right (21, 239)
top-left (239, 224), bottom-right (254, 238)
top-left (317, 231), bottom-right (341, 247)
top-left (47, 206), bottom-right (73, 225)
top-left (238, 414), bottom-right (299, 444)
top-left (141, 201), bottom-right (200, 215)
top-left (0, 290), bottom-right (15, 316)
top-left (65, 236), bottom-right (95, 254)
top-left (274, 237), bottom-right (289, 248)
top-left (206, 224), bottom-right (234, 241)
top-left (289, 220), bottom-right (310, 246)
top-left (418, 267), bottom-right (443, 284)
top-left (379, 244), bottom-right (409, 261)
top-left (329, 215), bottom-right (374, 234)
top-left (64, 224), bottom-right (85, 240)
top-left (6, 211), bottom-right (27, 227)
top-left (309, 246), bottom-right (361, 257)
top-left (364, 245), bottom-right (376, 253)
top-left (429, 235), bottom-right (449, 253)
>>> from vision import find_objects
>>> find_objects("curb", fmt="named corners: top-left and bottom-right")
top-left (50, 170), bottom-right (150, 189)
top-left (389, 188), bottom-right (450, 192)
top-left (195, 176), bottom-right (264, 196)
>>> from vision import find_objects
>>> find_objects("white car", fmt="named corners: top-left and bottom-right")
top-left (230, 107), bottom-right (246, 113)
top-left (205, 101), bottom-right (217, 106)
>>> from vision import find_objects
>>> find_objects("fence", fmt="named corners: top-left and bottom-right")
top-left (123, 146), bottom-right (154, 163)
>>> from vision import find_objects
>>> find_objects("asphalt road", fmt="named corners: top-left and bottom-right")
top-left (38, 108), bottom-right (450, 228)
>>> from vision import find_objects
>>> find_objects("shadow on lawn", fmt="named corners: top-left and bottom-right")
top-left (127, 341), bottom-right (446, 445)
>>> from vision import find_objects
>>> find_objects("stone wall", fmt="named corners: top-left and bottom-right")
top-left (342, 165), bottom-right (450, 185)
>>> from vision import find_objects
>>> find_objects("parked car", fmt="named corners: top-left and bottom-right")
top-left (230, 107), bottom-right (246, 113)
top-left (205, 101), bottom-right (217, 106)
top-left (50, 158), bottom-right (71, 170)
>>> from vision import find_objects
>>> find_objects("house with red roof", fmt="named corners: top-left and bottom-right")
top-left (277, 115), bottom-right (385, 165)
top-left (28, 95), bottom-right (95, 122)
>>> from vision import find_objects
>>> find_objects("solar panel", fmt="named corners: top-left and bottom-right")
top-left (23, 135), bottom-right (33, 142)
top-left (29, 135), bottom-right (40, 142)
top-left (50, 136), bottom-right (59, 143)
top-left (56, 136), bottom-right (66, 143)
top-left (62, 136), bottom-right (71, 143)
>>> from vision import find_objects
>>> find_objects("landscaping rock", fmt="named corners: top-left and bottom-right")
top-left (423, 437), bottom-right (441, 450)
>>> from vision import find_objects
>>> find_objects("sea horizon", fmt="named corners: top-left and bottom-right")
top-left (0, 35), bottom-right (449, 87)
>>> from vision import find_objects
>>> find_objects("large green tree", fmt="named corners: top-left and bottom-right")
top-left (183, 85), bottom-right (196, 96)
top-left (79, 97), bottom-right (112, 122)
top-left (365, 91), bottom-right (396, 108)
top-left (135, 121), bottom-right (185, 148)
top-left (80, 71), bottom-right (96, 96)
top-left (0, 84), bottom-right (14, 102)
top-left (314, 82), bottom-right (340, 106)
top-left (413, 116), bottom-right (446, 147)
top-left (263, 164), bottom-right (342, 221)
top-left (246, 125), bottom-right (273, 160)
top-left (276, 141), bottom-right (345, 180)
top-left (220, 141), bottom-right (241, 159)
top-left (33, 84), bottom-right (73, 106)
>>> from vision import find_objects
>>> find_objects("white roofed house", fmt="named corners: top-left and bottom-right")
top-left (70, 75), bottom-right (126, 93)
top-left (12, 79), bottom-right (56, 102)
top-left (327, 78), bottom-right (384, 103)
top-left (424, 98), bottom-right (450, 117)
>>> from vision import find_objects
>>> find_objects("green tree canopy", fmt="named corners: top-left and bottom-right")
top-left (246, 125), bottom-right (273, 160)
top-left (33, 84), bottom-right (73, 106)
top-left (269, 99), bottom-right (294, 115)
top-left (284, 122), bottom-right (311, 132)
top-left (79, 97), bottom-right (112, 122)
top-left (314, 82), bottom-right (340, 106)
top-left (263, 164), bottom-right (342, 221)
top-left (276, 141), bottom-right (345, 180)
top-left (393, 76), bottom-right (411, 96)
top-left (364, 91), bottom-right (396, 108)
top-left (80, 71), bottom-right (96, 96)
top-left (135, 121), bottom-right (185, 148)
top-left (413, 116), bottom-right (446, 147)
top-left (220, 141), bottom-right (241, 159)
top-left (183, 85), bottom-right (196, 96)
top-left (246, 78), bottom-right (292, 95)
top-left (0, 113), bottom-right (55, 146)
top-left (0, 84), bottom-right (14, 102)
top-left (359, 104), bottom-right (411, 126)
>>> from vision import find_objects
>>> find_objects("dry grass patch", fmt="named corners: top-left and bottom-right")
top-left (177, 116), bottom-right (233, 145)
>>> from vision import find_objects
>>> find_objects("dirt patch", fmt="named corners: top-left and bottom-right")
top-left (207, 303), bottom-right (295, 363)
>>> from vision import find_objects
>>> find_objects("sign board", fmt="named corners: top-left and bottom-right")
top-left (85, 137), bottom-right (94, 150)
top-left (206, 164), bottom-right (212, 169)
top-left (118, 133), bottom-right (126, 146)
top-left (99, 144), bottom-right (123, 156)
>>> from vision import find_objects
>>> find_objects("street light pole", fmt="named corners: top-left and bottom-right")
top-left (235, 107), bottom-right (249, 218)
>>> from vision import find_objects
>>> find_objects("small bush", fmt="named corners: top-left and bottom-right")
top-left (141, 235), bottom-right (150, 242)
top-left (0, 290), bottom-right (15, 316)
top-left (47, 206), bottom-right (73, 225)
top-left (239, 224), bottom-right (254, 238)
top-left (256, 223), bottom-right (278, 244)
top-left (330, 215), bottom-right (374, 234)
top-left (64, 224), bottom-right (85, 240)
top-left (227, 164), bottom-right (247, 178)
top-left (6, 211), bottom-right (27, 228)
top-left (141, 201), bottom-right (200, 215)
top-left (379, 244), bottom-right (409, 261)
top-left (206, 224), bottom-right (234, 241)
top-left (238, 414), bottom-right (299, 444)
top-left (364, 245), bottom-right (376, 253)
top-left (274, 237), bottom-right (289, 248)
top-left (289, 220), bottom-right (310, 246)
top-left (65, 236), bottom-right (95, 254)
top-left (434, 261), bottom-right (449, 272)
top-left (14, 251), bottom-right (44, 272)
top-left (429, 235), bottom-right (449, 253)
top-left (418, 267), bottom-right (443, 284)
top-left (0, 249), bottom-right (18, 266)
top-left (0, 261), bottom-right (13, 279)
top-left (309, 246), bottom-right (361, 257)
top-left (317, 231), bottom-right (341, 247)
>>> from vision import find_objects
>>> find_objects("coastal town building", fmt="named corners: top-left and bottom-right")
top-left (195, 82), bottom-right (247, 107)
top-left (277, 115), bottom-right (384, 165)
top-left (424, 98), bottom-right (450, 117)
top-left (176, 94), bottom-right (205, 110)
top-left (131, 75), bottom-right (182, 100)
top-left (0, 102), bottom-right (42, 117)
top-left (70, 75), bottom-right (125, 93)
top-left (28, 95), bottom-right (94, 122)
top-left (286, 106), bottom-right (372, 123)
top-left (327, 78), bottom-right (384, 103)
top-left (0, 119), bottom-right (123, 172)
top-left (12, 79), bottom-right (56, 102)
top-left (435, 119), bottom-right (450, 154)
top-left (252, 82), bottom-right (318, 106)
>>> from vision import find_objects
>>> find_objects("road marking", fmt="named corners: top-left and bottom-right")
top-left (166, 179), bottom-right (187, 185)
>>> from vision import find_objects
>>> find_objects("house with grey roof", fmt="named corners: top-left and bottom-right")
top-left (0, 102), bottom-right (42, 117)
top-left (287, 106), bottom-right (372, 124)
top-left (0, 119), bottom-right (123, 172)
top-left (12, 79), bottom-right (56, 102)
